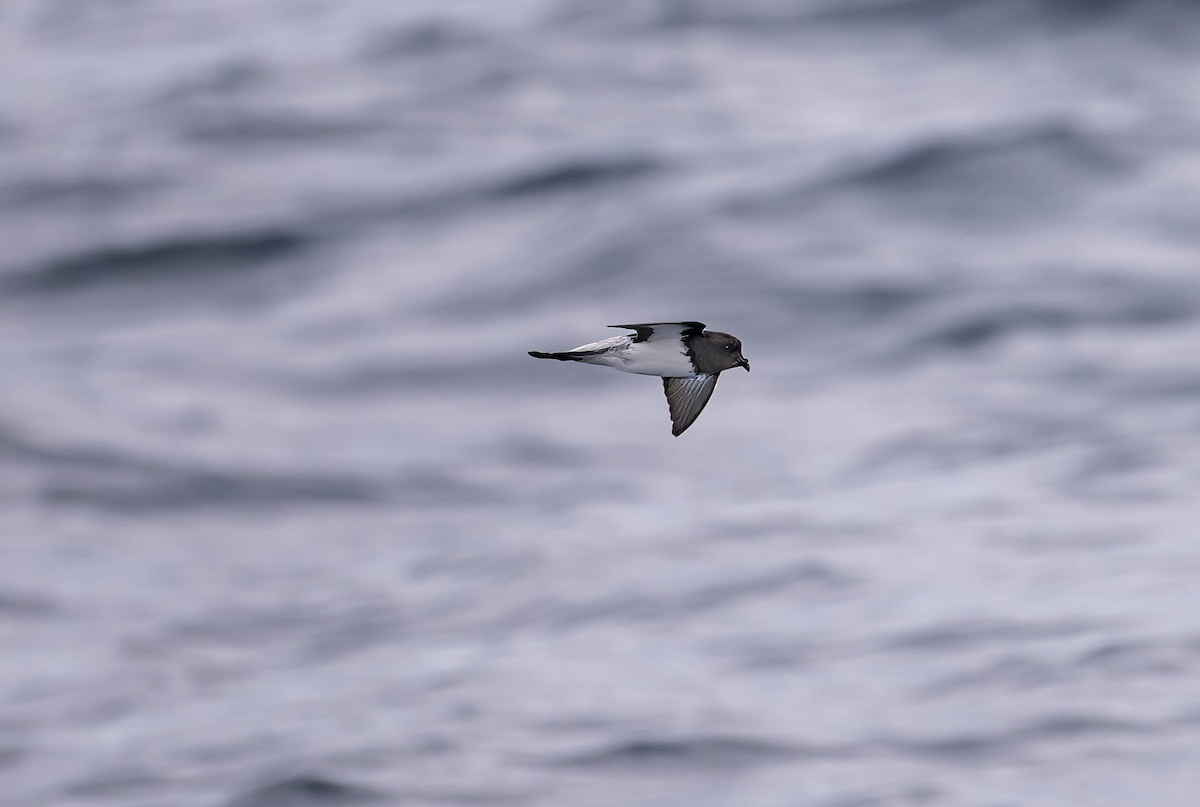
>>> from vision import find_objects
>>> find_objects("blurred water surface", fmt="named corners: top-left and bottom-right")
top-left (5, 1), bottom-right (1200, 805)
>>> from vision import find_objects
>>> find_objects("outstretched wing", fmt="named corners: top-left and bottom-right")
top-left (662, 374), bottom-right (719, 436)
top-left (610, 322), bottom-right (705, 344)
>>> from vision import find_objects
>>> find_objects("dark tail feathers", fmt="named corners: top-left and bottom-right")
top-left (529, 351), bottom-right (583, 361)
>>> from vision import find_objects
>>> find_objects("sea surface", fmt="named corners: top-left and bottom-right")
top-left (5, 1), bottom-right (1200, 805)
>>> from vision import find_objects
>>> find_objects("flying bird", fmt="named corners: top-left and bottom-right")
top-left (529, 322), bottom-right (749, 436)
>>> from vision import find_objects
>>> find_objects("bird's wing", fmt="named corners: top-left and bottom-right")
top-left (609, 322), bottom-right (705, 344)
top-left (662, 374), bottom-right (719, 436)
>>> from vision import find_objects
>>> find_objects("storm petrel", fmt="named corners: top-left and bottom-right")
top-left (529, 322), bottom-right (750, 436)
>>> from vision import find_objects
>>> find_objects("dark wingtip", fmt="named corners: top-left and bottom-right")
top-left (529, 351), bottom-right (551, 359)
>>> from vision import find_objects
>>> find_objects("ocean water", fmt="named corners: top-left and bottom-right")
top-left (5, 1), bottom-right (1200, 805)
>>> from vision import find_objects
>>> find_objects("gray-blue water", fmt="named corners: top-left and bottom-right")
top-left (5, 1), bottom-right (1200, 805)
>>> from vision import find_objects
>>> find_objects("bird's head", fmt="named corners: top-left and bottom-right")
top-left (705, 332), bottom-right (750, 372)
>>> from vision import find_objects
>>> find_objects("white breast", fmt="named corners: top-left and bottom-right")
top-left (588, 339), bottom-right (694, 377)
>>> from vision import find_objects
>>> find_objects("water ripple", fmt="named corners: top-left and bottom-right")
top-left (227, 776), bottom-right (384, 807)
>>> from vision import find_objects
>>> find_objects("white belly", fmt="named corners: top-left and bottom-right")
top-left (581, 338), bottom-right (694, 377)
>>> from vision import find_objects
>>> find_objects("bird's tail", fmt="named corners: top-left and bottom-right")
top-left (528, 350), bottom-right (587, 361)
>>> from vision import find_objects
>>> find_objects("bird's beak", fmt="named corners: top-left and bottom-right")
top-left (740, 358), bottom-right (750, 372)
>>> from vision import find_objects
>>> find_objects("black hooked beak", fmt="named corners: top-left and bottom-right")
top-left (739, 357), bottom-right (750, 372)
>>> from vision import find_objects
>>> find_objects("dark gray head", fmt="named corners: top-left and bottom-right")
top-left (692, 331), bottom-right (750, 374)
